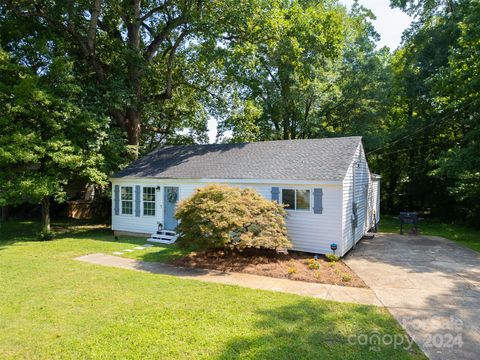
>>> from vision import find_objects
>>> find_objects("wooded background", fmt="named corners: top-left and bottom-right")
top-left (1, 0), bottom-right (478, 229)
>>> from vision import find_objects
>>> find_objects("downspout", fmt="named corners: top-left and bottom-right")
top-left (352, 161), bottom-right (356, 212)
top-left (352, 160), bottom-right (359, 242)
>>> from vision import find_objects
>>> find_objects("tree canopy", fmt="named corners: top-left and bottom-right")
top-left (1, 0), bottom-right (479, 228)
top-left (0, 49), bottom-right (111, 230)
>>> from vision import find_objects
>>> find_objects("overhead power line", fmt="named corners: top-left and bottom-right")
top-left (366, 106), bottom-right (464, 156)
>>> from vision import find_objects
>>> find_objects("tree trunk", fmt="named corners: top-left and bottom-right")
top-left (125, 1), bottom-right (142, 160)
top-left (41, 196), bottom-right (50, 232)
top-left (126, 108), bottom-right (141, 159)
top-left (110, 108), bottom-right (141, 160)
top-left (290, 119), bottom-right (296, 140)
top-left (1, 205), bottom-right (8, 222)
top-left (282, 114), bottom-right (290, 139)
top-left (386, 174), bottom-right (399, 213)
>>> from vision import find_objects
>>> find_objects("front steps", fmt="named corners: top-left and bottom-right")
top-left (147, 230), bottom-right (177, 244)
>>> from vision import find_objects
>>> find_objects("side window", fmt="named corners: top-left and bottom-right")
top-left (296, 190), bottom-right (310, 210)
top-left (281, 189), bottom-right (295, 210)
top-left (121, 186), bottom-right (133, 215)
top-left (143, 187), bottom-right (156, 216)
top-left (281, 189), bottom-right (310, 211)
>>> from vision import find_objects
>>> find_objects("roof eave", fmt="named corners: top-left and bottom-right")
top-left (109, 176), bottom-right (343, 186)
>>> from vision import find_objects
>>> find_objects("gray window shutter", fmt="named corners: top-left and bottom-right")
top-left (135, 185), bottom-right (141, 217)
top-left (313, 188), bottom-right (323, 214)
top-left (114, 185), bottom-right (120, 215)
top-left (271, 187), bottom-right (280, 202)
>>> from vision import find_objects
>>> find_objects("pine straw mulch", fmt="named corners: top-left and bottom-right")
top-left (171, 248), bottom-right (367, 288)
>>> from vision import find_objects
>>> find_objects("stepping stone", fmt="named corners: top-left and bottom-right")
top-left (112, 252), bottom-right (124, 255)
top-left (143, 244), bottom-right (154, 247)
top-left (134, 246), bottom-right (145, 250)
top-left (123, 249), bottom-right (134, 252)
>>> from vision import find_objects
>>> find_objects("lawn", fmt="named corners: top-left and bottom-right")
top-left (0, 219), bottom-right (426, 360)
top-left (379, 215), bottom-right (480, 252)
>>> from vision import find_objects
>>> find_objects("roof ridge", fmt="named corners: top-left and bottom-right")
top-left (155, 136), bottom-right (362, 150)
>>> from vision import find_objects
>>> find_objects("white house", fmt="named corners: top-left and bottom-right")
top-left (110, 136), bottom-right (380, 256)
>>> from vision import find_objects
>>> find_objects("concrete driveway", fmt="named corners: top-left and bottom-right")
top-left (344, 233), bottom-right (480, 360)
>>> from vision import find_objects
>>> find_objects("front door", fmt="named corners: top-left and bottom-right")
top-left (163, 187), bottom-right (179, 231)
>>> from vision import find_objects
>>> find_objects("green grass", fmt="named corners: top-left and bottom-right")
top-left (379, 215), bottom-right (480, 252)
top-left (0, 219), bottom-right (426, 360)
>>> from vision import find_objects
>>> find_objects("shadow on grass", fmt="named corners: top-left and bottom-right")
top-left (0, 220), bottom-right (44, 250)
top-left (1, 219), bottom-right (135, 248)
top-left (215, 300), bottom-right (425, 360)
top-left (138, 245), bottom-right (192, 263)
top-left (1, 219), bottom-right (190, 264)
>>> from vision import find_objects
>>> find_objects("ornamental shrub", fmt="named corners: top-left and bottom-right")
top-left (307, 258), bottom-right (320, 270)
top-left (325, 254), bottom-right (340, 262)
top-left (175, 184), bottom-right (291, 251)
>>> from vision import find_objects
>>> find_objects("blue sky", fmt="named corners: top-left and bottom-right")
top-left (207, 1), bottom-right (413, 142)
top-left (340, 0), bottom-right (413, 49)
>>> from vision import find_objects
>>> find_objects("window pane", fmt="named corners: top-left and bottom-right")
top-left (143, 187), bottom-right (156, 216)
top-left (143, 202), bottom-right (155, 216)
top-left (121, 187), bottom-right (132, 200)
top-left (122, 200), bottom-right (132, 214)
top-left (282, 189), bottom-right (295, 210)
top-left (143, 187), bottom-right (155, 201)
top-left (296, 190), bottom-right (310, 210)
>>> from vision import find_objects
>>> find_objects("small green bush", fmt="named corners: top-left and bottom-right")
top-left (38, 230), bottom-right (54, 241)
top-left (307, 258), bottom-right (320, 270)
top-left (325, 254), bottom-right (340, 262)
top-left (287, 267), bottom-right (297, 275)
top-left (175, 184), bottom-right (291, 251)
top-left (342, 274), bottom-right (352, 282)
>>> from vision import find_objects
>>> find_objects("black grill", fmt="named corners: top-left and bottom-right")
top-left (399, 212), bottom-right (423, 235)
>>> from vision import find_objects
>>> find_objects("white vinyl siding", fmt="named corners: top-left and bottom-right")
top-left (341, 143), bottom-right (371, 256)
top-left (111, 178), bottom-right (343, 254)
top-left (112, 181), bottom-right (195, 235)
top-left (231, 184), bottom-right (342, 254)
top-left (366, 177), bottom-right (381, 230)
top-left (373, 180), bottom-right (380, 223)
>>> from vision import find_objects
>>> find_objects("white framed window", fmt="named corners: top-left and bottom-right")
top-left (143, 186), bottom-right (156, 216)
top-left (281, 189), bottom-right (311, 211)
top-left (121, 186), bottom-right (133, 215)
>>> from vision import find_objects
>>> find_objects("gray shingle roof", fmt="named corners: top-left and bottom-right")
top-left (112, 136), bottom-right (362, 181)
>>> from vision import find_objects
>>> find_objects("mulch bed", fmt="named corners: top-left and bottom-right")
top-left (171, 248), bottom-right (367, 288)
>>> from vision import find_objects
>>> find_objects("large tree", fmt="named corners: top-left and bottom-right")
top-left (217, 1), bottom-right (392, 143)
top-left (218, 0), bottom-right (348, 141)
top-left (1, 0), bottom-right (253, 157)
top-left (430, 0), bottom-right (480, 223)
top-left (0, 49), bottom-right (110, 231)
top-left (369, 0), bottom-right (480, 223)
